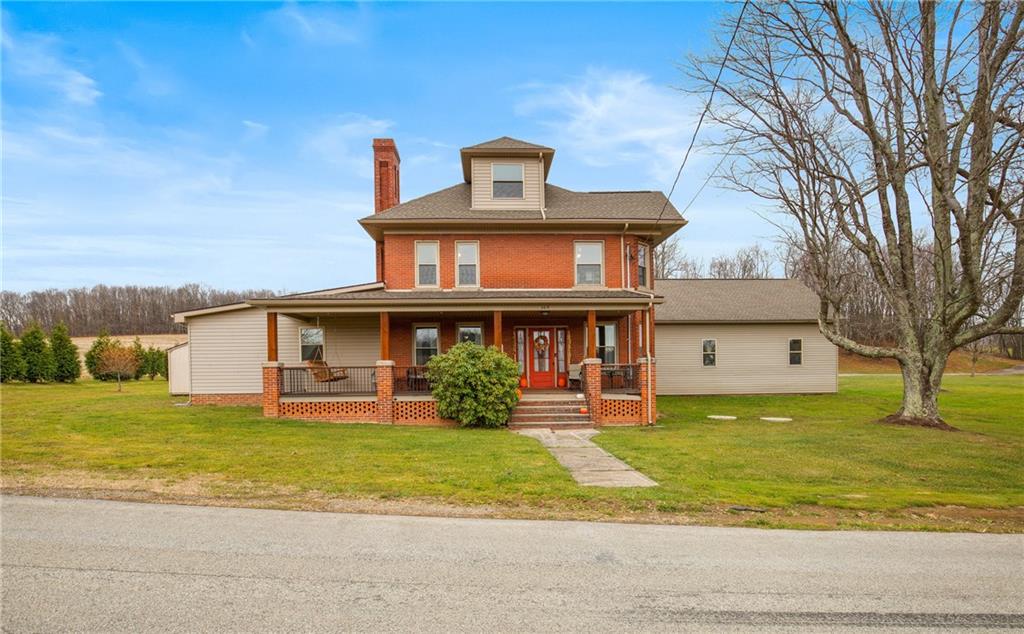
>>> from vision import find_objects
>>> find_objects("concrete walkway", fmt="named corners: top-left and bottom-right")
top-left (516, 429), bottom-right (657, 487)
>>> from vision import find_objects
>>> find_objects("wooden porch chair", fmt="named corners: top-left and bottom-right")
top-left (305, 359), bottom-right (348, 383)
top-left (567, 363), bottom-right (582, 390)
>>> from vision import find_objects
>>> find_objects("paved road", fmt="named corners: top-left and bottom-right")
top-left (2, 496), bottom-right (1022, 632)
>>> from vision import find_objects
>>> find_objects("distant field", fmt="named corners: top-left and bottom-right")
top-left (71, 334), bottom-right (187, 378)
top-left (839, 349), bottom-right (1020, 374)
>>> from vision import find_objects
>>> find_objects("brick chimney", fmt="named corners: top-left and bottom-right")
top-left (373, 138), bottom-right (400, 213)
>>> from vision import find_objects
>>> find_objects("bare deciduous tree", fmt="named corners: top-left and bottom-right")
top-left (694, 1), bottom-right (1023, 425)
top-left (707, 243), bottom-right (776, 279)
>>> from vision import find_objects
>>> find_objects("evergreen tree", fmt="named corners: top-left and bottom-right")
top-left (49, 322), bottom-right (82, 383)
top-left (141, 346), bottom-right (168, 380)
top-left (20, 323), bottom-right (55, 383)
top-left (85, 331), bottom-right (116, 381)
top-left (130, 337), bottom-right (146, 380)
top-left (1, 324), bottom-right (26, 382)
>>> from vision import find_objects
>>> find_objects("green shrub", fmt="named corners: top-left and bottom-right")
top-left (141, 346), bottom-right (167, 380)
top-left (130, 337), bottom-right (146, 380)
top-left (85, 331), bottom-right (117, 381)
top-left (49, 322), bottom-right (82, 383)
top-left (20, 323), bottom-right (55, 383)
top-left (1, 324), bottom-right (26, 382)
top-left (425, 342), bottom-right (521, 428)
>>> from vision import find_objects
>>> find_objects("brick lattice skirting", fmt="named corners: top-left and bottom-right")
top-left (394, 400), bottom-right (457, 426)
top-left (600, 399), bottom-right (643, 425)
top-left (278, 400), bottom-right (378, 422)
top-left (191, 393), bottom-right (263, 407)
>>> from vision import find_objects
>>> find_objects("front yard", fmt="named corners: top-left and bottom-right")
top-left (2, 376), bottom-right (1021, 531)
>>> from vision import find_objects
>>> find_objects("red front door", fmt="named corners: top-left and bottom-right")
top-left (528, 328), bottom-right (556, 389)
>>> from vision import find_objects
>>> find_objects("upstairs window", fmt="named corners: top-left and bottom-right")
top-left (575, 241), bottom-right (604, 285)
top-left (789, 339), bottom-right (803, 365)
top-left (456, 241), bottom-right (479, 287)
top-left (637, 243), bottom-right (649, 287)
top-left (415, 241), bottom-right (439, 287)
top-left (301, 328), bottom-right (324, 361)
top-left (492, 163), bottom-right (524, 199)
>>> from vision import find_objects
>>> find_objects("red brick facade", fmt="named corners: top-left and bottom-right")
top-left (382, 233), bottom-right (650, 291)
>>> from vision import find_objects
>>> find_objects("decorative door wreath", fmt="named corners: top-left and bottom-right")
top-left (533, 333), bottom-right (550, 352)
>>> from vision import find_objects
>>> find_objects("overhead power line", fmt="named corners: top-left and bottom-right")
top-left (656, 0), bottom-right (750, 226)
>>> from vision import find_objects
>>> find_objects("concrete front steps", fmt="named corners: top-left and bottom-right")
top-left (508, 396), bottom-right (593, 430)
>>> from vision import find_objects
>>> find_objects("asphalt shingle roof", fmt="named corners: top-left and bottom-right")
top-left (655, 279), bottom-right (822, 323)
top-left (267, 289), bottom-right (653, 302)
top-left (360, 184), bottom-right (683, 223)
top-left (461, 136), bottom-right (554, 151)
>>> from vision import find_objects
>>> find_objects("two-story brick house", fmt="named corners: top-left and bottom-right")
top-left (173, 136), bottom-right (686, 426)
top-left (173, 136), bottom-right (840, 425)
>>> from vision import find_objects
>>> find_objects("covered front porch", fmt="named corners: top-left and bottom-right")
top-left (255, 292), bottom-right (658, 426)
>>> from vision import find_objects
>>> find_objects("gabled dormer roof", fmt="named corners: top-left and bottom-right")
top-left (460, 136), bottom-right (555, 182)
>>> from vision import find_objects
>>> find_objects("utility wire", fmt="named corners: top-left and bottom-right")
top-left (655, 0), bottom-right (750, 226)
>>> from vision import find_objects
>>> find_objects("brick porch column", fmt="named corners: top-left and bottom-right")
top-left (583, 357), bottom-right (602, 424)
top-left (375, 360), bottom-right (395, 424)
top-left (639, 357), bottom-right (656, 425)
top-left (262, 362), bottom-right (283, 417)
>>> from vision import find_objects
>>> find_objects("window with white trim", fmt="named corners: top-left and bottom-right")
top-left (789, 338), bottom-right (803, 365)
top-left (637, 243), bottom-right (649, 287)
top-left (585, 323), bottom-right (617, 363)
top-left (301, 328), bottom-right (324, 361)
top-left (575, 241), bottom-right (604, 285)
top-left (415, 241), bottom-right (439, 287)
top-left (456, 241), bottom-right (479, 287)
top-left (414, 325), bottom-right (439, 365)
top-left (702, 339), bottom-right (717, 367)
top-left (492, 163), bottom-right (524, 198)
top-left (457, 324), bottom-right (483, 346)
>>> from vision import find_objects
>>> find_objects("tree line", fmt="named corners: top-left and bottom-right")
top-left (0, 284), bottom-right (277, 337)
top-left (655, 237), bottom-right (1024, 360)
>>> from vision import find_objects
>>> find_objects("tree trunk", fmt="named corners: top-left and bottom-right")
top-left (894, 352), bottom-right (950, 427)
top-left (116, 373), bottom-right (122, 392)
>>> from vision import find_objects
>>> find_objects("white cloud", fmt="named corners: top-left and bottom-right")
top-left (515, 68), bottom-right (703, 185)
top-left (263, 2), bottom-right (367, 45)
top-left (305, 113), bottom-right (394, 178)
top-left (1, 21), bottom-right (101, 105)
top-left (116, 41), bottom-right (175, 97)
top-left (242, 119), bottom-right (270, 140)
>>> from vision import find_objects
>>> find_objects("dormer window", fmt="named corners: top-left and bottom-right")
top-left (492, 163), bottom-right (524, 199)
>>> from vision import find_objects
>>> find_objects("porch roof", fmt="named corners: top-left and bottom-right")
top-left (247, 288), bottom-right (661, 313)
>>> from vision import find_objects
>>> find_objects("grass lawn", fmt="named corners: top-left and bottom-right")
top-left (2, 375), bottom-right (1022, 531)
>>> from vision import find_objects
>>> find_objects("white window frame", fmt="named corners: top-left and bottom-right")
top-left (412, 323), bottom-right (440, 366)
top-left (455, 240), bottom-right (480, 288)
top-left (583, 322), bottom-right (618, 364)
top-left (789, 338), bottom-right (803, 366)
top-left (456, 322), bottom-right (484, 346)
top-left (702, 338), bottom-right (717, 368)
top-left (491, 163), bottom-right (525, 200)
top-left (414, 240), bottom-right (440, 288)
top-left (637, 242), bottom-right (650, 288)
top-left (574, 240), bottom-right (605, 287)
top-left (300, 327), bottom-right (325, 362)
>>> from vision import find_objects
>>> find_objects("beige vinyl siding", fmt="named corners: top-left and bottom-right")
top-left (189, 307), bottom-right (268, 394)
top-left (471, 158), bottom-right (542, 210)
top-left (167, 344), bottom-right (190, 395)
top-left (189, 309), bottom-right (380, 395)
top-left (278, 315), bottom-right (380, 366)
top-left (655, 323), bottom-right (838, 395)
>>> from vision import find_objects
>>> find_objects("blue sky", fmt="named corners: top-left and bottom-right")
top-left (2, 1), bottom-right (777, 293)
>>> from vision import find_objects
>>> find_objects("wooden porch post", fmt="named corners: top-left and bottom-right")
top-left (266, 312), bottom-right (278, 362)
top-left (379, 312), bottom-right (390, 360)
top-left (587, 309), bottom-right (597, 359)
top-left (493, 310), bottom-right (503, 352)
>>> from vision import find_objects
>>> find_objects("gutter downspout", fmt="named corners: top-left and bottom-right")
top-left (621, 223), bottom-right (631, 361)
